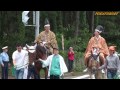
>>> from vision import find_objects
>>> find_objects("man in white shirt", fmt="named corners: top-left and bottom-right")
top-left (12, 44), bottom-right (26, 79)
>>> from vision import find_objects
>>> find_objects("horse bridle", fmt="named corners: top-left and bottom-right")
top-left (90, 51), bottom-right (100, 70)
top-left (28, 51), bottom-right (36, 66)
top-left (39, 42), bottom-right (52, 56)
top-left (91, 53), bottom-right (100, 61)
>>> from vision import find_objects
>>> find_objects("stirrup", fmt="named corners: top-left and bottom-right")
top-left (101, 69), bottom-right (105, 74)
top-left (83, 68), bottom-right (88, 72)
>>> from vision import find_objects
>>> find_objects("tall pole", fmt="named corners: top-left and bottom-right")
top-left (33, 11), bottom-right (36, 25)
top-left (35, 11), bottom-right (40, 39)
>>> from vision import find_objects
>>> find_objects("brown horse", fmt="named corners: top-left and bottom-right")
top-left (88, 52), bottom-right (103, 79)
top-left (26, 44), bottom-right (48, 79)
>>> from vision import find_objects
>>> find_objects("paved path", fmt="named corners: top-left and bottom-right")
top-left (0, 72), bottom-right (91, 79)
top-left (64, 74), bottom-right (90, 79)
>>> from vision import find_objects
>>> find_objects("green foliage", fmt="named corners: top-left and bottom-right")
top-left (67, 28), bottom-right (91, 52)
top-left (79, 28), bottom-right (92, 51)
top-left (59, 50), bottom-right (85, 72)
top-left (59, 50), bottom-right (68, 62)
top-left (97, 15), bottom-right (120, 52)
top-left (73, 52), bottom-right (85, 72)
top-left (17, 13), bottom-right (26, 44)
top-left (56, 26), bottom-right (91, 52)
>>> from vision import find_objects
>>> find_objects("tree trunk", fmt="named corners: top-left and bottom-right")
top-left (57, 11), bottom-right (63, 33)
top-left (91, 11), bottom-right (95, 33)
top-left (74, 11), bottom-right (80, 44)
top-left (83, 11), bottom-right (87, 27)
top-left (86, 11), bottom-right (95, 33)
top-left (75, 11), bottom-right (80, 37)
top-left (61, 34), bottom-right (64, 51)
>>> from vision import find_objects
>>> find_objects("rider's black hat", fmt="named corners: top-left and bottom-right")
top-left (95, 25), bottom-right (104, 33)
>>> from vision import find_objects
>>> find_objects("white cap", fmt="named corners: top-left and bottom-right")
top-left (44, 24), bottom-right (50, 27)
top-left (2, 46), bottom-right (8, 49)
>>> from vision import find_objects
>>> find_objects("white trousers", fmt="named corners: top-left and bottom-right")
top-left (23, 66), bottom-right (28, 79)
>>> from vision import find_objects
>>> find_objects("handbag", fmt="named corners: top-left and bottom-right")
top-left (12, 66), bottom-right (15, 77)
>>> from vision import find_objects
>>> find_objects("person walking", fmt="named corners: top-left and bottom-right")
top-left (99, 46), bottom-right (120, 79)
top-left (12, 44), bottom-right (26, 79)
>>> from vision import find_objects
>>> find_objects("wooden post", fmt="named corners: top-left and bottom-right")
top-left (62, 34), bottom-right (64, 51)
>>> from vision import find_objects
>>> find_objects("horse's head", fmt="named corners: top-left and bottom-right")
top-left (90, 57), bottom-right (98, 74)
top-left (38, 41), bottom-right (52, 56)
top-left (39, 41), bottom-right (47, 47)
top-left (88, 48), bottom-right (100, 74)
top-left (26, 44), bottom-right (37, 65)
top-left (36, 45), bottom-right (47, 60)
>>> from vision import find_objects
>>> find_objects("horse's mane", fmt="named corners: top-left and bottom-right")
top-left (36, 45), bottom-right (46, 55)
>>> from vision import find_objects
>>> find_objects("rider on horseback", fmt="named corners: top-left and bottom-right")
top-left (84, 25), bottom-right (109, 72)
top-left (34, 19), bottom-right (58, 55)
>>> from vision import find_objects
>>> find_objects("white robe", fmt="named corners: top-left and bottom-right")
top-left (23, 50), bottom-right (29, 79)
